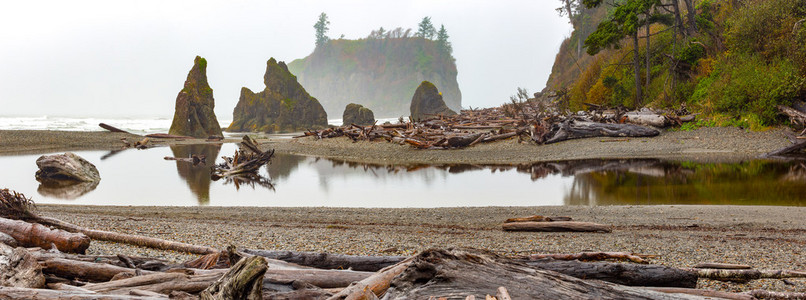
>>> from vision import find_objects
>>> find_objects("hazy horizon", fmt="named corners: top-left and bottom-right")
top-left (1, 1), bottom-right (571, 119)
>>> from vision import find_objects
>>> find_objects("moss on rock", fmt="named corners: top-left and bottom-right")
top-left (169, 56), bottom-right (223, 138)
top-left (410, 81), bottom-right (457, 121)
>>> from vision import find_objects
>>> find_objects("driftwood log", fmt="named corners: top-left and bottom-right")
top-left (99, 123), bottom-right (131, 133)
top-left (0, 231), bottom-right (17, 247)
top-left (504, 215), bottom-right (573, 223)
top-left (0, 217), bottom-right (90, 253)
top-left (29, 215), bottom-right (219, 255)
top-left (542, 119), bottom-right (660, 144)
top-left (243, 249), bottom-right (407, 272)
top-left (524, 252), bottom-right (651, 263)
top-left (502, 221), bottom-right (612, 233)
top-left (327, 257), bottom-right (414, 299)
top-left (524, 259), bottom-right (697, 288)
top-left (762, 140), bottom-right (806, 158)
top-left (380, 248), bottom-right (695, 299)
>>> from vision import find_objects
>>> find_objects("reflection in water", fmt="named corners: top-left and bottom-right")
top-left (557, 160), bottom-right (806, 206)
top-left (37, 179), bottom-right (99, 199)
top-left (170, 144), bottom-right (221, 205)
top-left (266, 153), bottom-right (306, 182)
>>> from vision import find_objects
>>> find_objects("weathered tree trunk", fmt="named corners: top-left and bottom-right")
top-left (524, 259), bottom-right (697, 288)
top-left (381, 248), bottom-right (697, 299)
top-left (502, 221), bottom-right (612, 233)
top-left (327, 257), bottom-right (414, 299)
top-left (761, 140), bottom-right (806, 158)
top-left (504, 215), bottom-right (572, 223)
top-left (685, 268), bottom-right (806, 282)
top-left (647, 287), bottom-right (753, 300)
top-left (243, 249), bottom-right (407, 272)
top-left (447, 133), bottom-right (483, 148)
top-left (0, 287), bottom-right (163, 299)
top-left (200, 256), bottom-right (267, 300)
top-left (543, 119), bottom-right (659, 144)
top-left (0, 243), bottom-right (46, 288)
top-left (41, 257), bottom-right (154, 282)
top-left (524, 252), bottom-right (649, 263)
top-left (32, 215), bottom-right (218, 255)
top-left (682, 0), bottom-right (698, 35)
top-left (99, 123), bottom-right (131, 134)
top-left (0, 217), bottom-right (90, 254)
top-left (633, 31), bottom-right (643, 107)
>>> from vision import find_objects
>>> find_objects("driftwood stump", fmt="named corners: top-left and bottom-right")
top-left (0, 243), bottom-right (46, 288)
top-left (35, 152), bottom-right (101, 183)
top-left (200, 256), bottom-right (268, 300)
top-left (543, 119), bottom-right (660, 144)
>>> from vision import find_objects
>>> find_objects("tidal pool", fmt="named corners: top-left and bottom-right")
top-left (1, 143), bottom-right (804, 207)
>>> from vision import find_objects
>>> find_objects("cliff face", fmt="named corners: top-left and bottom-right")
top-left (227, 58), bottom-right (328, 133)
top-left (288, 38), bottom-right (461, 118)
top-left (169, 56), bottom-right (223, 138)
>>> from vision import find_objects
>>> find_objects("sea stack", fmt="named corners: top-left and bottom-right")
top-left (410, 81), bottom-right (457, 121)
top-left (168, 56), bottom-right (223, 138)
top-left (342, 103), bottom-right (375, 126)
top-left (227, 58), bottom-right (328, 133)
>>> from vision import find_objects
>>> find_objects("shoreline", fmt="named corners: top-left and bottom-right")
top-left (35, 204), bottom-right (806, 293)
top-left (0, 127), bottom-right (794, 164)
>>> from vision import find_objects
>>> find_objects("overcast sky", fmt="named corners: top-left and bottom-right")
top-left (0, 0), bottom-right (571, 118)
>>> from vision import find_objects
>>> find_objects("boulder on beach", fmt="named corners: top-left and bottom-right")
top-left (410, 81), bottom-right (457, 121)
top-left (168, 56), bottom-right (224, 138)
top-left (227, 58), bottom-right (328, 133)
top-left (35, 152), bottom-right (100, 183)
top-left (342, 103), bottom-right (375, 126)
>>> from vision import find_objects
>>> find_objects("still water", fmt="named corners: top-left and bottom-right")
top-left (2, 143), bottom-right (804, 207)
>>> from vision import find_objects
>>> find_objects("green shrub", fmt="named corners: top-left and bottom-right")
top-left (696, 53), bottom-right (804, 125)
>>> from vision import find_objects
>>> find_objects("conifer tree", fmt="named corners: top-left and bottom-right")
top-left (416, 16), bottom-right (437, 39)
top-left (436, 24), bottom-right (453, 55)
top-left (314, 12), bottom-right (330, 48)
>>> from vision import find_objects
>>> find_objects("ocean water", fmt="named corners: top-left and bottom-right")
top-left (0, 116), bottom-right (399, 134)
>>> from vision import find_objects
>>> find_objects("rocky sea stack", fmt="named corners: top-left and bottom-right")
top-left (410, 81), bottom-right (457, 121)
top-left (228, 58), bottom-right (328, 133)
top-left (342, 103), bottom-right (375, 126)
top-left (168, 56), bottom-right (223, 138)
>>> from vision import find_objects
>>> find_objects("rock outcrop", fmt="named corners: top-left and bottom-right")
top-left (342, 103), bottom-right (375, 126)
top-left (228, 58), bottom-right (328, 133)
top-left (410, 81), bottom-right (457, 121)
top-left (168, 56), bottom-right (223, 138)
top-left (35, 153), bottom-right (100, 183)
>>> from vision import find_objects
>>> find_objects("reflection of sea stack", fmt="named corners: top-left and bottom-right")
top-left (170, 144), bottom-right (221, 204)
top-left (169, 56), bottom-right (224, 138)
top-left (227, 58), bottom-right (328, 133)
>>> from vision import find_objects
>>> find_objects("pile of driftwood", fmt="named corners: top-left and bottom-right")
top-left (2, 191), bottom-right (805, 299)
top-left (210, 135), bottom-right (275, 189)
top-left (295, 101), bottom-right (689, 149)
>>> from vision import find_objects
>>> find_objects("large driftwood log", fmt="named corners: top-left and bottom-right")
top-left (0, 287), bottom-right (164, 299)
top-left (381, 248), bottom-right (698, 299)
top-left (41, 257), bottom-right (155, 282)
top-left (525, 252), bottom-right (650, 263)
top-left (327, 257), bottom-right (414, 299)
top-left (200, 256), bottom-right (267, 300)
top-left (524, 259), bottom-right (697, 288)
top-left (243, 249), bottom-right (407, 272)
top-left (0, 217), bottom-right (90, 253)
top-left (685, 268), bottom-right (806, 282)
top-left (31, 215), bottom-right (218, 255)
top-left (542, 119), bottom-right (660, 144)
top-left (0, 243), bottom-right (46, 288)
top-left (35, 152), bottom-right (101, 183)
top-left (502, 221), bottom-right (612, 233)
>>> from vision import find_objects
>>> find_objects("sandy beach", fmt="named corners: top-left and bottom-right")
top-left (2, 128), bottom-right (804, 292)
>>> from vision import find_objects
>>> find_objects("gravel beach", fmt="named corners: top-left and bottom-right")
top-left (2, 128), bottom-right (804, 293)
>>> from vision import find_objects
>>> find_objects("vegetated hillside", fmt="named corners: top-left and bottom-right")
top-left (288, 37), bottom-right (461, 118)
top-left (545, 0), bottom-right (806, 128)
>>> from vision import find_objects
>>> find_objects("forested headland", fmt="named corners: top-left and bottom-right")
top-left (546, 0), bottom-right (806, 129)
